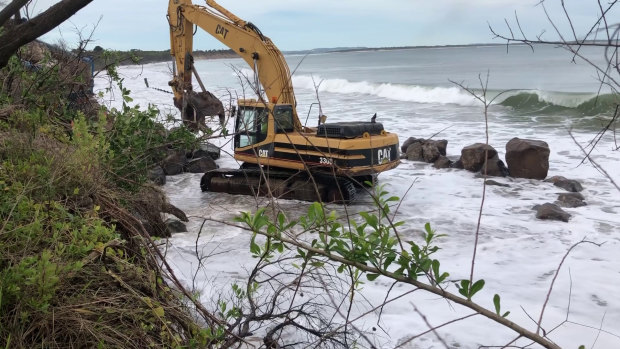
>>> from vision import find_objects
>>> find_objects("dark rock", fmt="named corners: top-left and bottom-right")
top-left (451, 158), bottom-right (464, 169)
top-left (161, 150), bottom-right (187, 175)
top-left (533, 203), bottom-right (571, 222)
top-left (406, 142), bottom-right (424, 161)
top-left (192, 142), bottom-right (221, 160)
top-left (485, 179), bottom-right (510, 187)
top-left (165, 218), bottom-right (188, 234)
top-left (505, 138), bottom-right (550, 180)
top-left (148, 166), bottom-right (166, 186)
top-left (544, 176), bottom-right (566, 184)
top-left (433, 156), bottom-right (452, 169)
top-left (430, 139), bottom-right (448, 156)
top-left (185, 156), bottom-right (217, 173)
top-left (401, 137), bottom-right (447, 158)
top-left (422, 143), bottom-right (441, 162)
top-left (556, 192), bottom-right (587, 208)
top-left (461, 143), bottom-right (498, 172)
top-left (401, 137), bottom-right (424, 153)
top-left (554, 178), bottom-right (584, 192)
top-left (481, 156), bottom-right (509, 177)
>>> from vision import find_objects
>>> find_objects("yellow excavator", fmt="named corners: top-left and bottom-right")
top-left (167, 0), bottom-right (400, 202)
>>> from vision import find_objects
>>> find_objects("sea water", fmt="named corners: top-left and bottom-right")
top-left (96, 44), bottom-right (620, 348)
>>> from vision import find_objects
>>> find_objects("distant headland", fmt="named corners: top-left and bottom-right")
top-left (89, 43), bottom-right (516, 66)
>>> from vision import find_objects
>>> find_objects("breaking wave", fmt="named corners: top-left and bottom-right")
top-left (498, 91), bottom-right (618, 116)
top-left (292, 75), bottom-right (478, 106)
top-left (292, 74), bottom-right (618, 116)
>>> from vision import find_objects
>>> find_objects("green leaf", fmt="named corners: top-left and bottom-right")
top-left (152, 306), bottom-right (165, 318)
top-left (493, 294), bottom-right (501, 315)
top-left (296, 248), bottom-right (306, 259)
top-left (366, 273), bottom-right (380, 281)
top-left (432, 260), bottom-right (440, 279)
top-left (250, 237), bottom-right (261, 256)
top-left (421, 259), bottom-right (431, 272)
top-left (424, 222), bottom-right (433, 235)
top-left (457, 280), bottom-right (470, 298)
top-left (359, 211), bottom-right (378, 229)
top-left (469, 279), bottom-right (485, 299)
top-left (502, 311), bottom-right (510, 318)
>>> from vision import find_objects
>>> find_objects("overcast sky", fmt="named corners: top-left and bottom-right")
top-left (30, 0), bottom-right (604, 51)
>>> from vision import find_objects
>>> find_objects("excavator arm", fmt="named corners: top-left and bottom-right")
top-left (167, 0), bottom-right (301, 130)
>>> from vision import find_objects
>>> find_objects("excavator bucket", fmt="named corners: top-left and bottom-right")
top-left (174, 90), bottom-right (225, 131)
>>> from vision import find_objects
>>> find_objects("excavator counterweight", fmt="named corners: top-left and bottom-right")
top-left (168, 0), bottom-right (400, 203)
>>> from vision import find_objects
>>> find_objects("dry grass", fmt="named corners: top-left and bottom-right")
top-left (0, 131), bottom-right (210, 348)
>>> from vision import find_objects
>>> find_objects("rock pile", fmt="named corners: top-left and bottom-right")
top-left (148, 142), bottom-right (221, 185)
top-left (400, 135), bottom-right (587, 223)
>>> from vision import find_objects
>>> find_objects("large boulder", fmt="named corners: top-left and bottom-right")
top-left (147, 166), bottom-right (166, 186)
top-left (430, 139), bottom-right (448, 156)
top-left (422, 143), bottom-right (441, 162)
top-left (482, 155), bottom-right (509, 177)
top-left (192, 142), bottom-right (221, 160)
top-left (405, 142), bottom-right (424, 161)
top-left (505, 138), bottom-right (550, 180)
top-left (401, 137), bottom-right (424, 153)
top-left (533, 203), bottom-right (571, 222)
top-left (460, 143), bottom-right (498, 172)
top-left (451, 158), bottom-right (464, 169)
top-left (165, 218), bottom-right (188, 234)
top-left (433, 156), bottom-right (452, 169)
top-left (403, 137), bottom-right (448, 163)
top-left (185, 156), bottom-right (217, 173)
top-left (161, 150), bottom-right (187, 175)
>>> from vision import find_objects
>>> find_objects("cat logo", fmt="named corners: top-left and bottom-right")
top-left (215, 24), bottom-right (229, 39)
top-left (377, 148), bottom-right (391, 164)
top-left (258, 149), bottom-right (269, 158)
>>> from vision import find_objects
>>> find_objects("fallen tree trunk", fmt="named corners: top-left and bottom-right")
top-left (0, 0), bottom-right (93, 69)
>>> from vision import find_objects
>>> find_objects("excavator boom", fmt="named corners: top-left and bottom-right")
top-left (168, 0), bottom-right (301, 130)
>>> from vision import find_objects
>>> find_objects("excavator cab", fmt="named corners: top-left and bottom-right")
top-left (234, 100), bottom-right (296, 150)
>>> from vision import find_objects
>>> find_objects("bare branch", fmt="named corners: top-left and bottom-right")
top-left (536, 239), bottom-right (603, 335)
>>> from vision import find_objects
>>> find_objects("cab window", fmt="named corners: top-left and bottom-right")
top-left (236, 107), bottom-right (268, 147)
top-left (273, 105), bottom-right (294, 133)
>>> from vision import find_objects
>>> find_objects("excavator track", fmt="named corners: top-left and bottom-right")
top-left (200, 167), bottom-right (357, 204)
